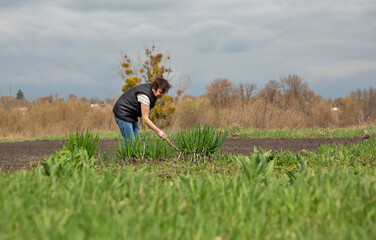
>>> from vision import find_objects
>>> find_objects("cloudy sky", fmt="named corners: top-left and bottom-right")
top-left (1, 0), bottom-right (375, 100)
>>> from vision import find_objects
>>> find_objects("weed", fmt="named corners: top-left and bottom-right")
top-left (41, 147), bottom-right (96, 177)
top-left (237, 147), bottom-right (274, 185)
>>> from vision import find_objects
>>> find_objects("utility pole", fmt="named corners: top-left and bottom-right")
top-left (9, 83), bottom-right (12, 97)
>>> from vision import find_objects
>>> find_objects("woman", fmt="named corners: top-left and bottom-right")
top-left (113, 77), bottom-right (172, 142)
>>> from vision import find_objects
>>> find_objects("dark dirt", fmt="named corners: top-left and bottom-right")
top-left (0, 137), bottom-right (369, 171)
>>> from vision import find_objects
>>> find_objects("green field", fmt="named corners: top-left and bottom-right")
top-left (1, 127), bottom-right (376, 239)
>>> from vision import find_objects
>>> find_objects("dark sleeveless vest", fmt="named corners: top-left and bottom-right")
top-left (113, 84), bottom-right (157, 122)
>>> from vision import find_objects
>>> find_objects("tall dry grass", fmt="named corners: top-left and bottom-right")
top-left (1, 83), bottom-right (375, 138)
top-left (168, 77), bottom-right (376, 130)
top-left (169, 90), bottom-right (374, 130)
top-left (0, 96), bottom-right (117, 138)
top-left (170, 97), bottom-right (336, 129)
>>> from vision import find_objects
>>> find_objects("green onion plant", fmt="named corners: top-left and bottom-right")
top-left (115, 136), bottom-right (175, 161)
top-left (62, 129), bottom-right (99, 158)
top-left (176, 123), bottom-right (227, 160)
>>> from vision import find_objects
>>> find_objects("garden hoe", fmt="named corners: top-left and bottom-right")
top-left (164, 136), bottom-right (180, 152)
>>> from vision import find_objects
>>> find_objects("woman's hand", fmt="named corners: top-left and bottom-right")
top-left (157, 130), bottom-right (166, 139)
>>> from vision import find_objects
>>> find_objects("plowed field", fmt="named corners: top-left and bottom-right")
top-left (0, 137), bottom-right (368, 171)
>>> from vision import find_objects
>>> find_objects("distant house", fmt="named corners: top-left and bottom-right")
top-left (90, 101), bottom-right (106, 108)
top-left (15, 107), bottom-right (28, 115)
top-left (331, 104), bottom-right (339, 112)
top-left (90, 104), bottom-right (100, 108)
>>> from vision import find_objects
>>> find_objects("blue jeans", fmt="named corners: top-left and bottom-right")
top-left (114, 115), bottom-right (140, 142)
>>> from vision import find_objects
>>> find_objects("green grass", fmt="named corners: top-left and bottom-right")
top-left (1, 127), bottom-right (376, 239)
top-left (2, 125), bottom-right (375, 143)
top-left (223, 125), bottom-right (374, 138)
top-left (0, 134), bottom-right (68, 143)
top-left (1, 163), bottom-right (375, 239)
top-left (0, 129), bottom-right (159, 143)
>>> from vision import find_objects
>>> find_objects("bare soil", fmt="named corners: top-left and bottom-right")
top-left (0, 137), bottom-right (369, 171)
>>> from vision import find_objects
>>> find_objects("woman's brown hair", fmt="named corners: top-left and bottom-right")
top-left (151, 77), bottom-right (172, 94)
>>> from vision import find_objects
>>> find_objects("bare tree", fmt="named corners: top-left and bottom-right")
top-left (259, 80), bottom-right (281, 104)
top-left (206, 78), bottom-right (237, 107)
top-left (280, 74), bottom-right (314, 114)
top-left (238, 82), bottom-right (257, 104)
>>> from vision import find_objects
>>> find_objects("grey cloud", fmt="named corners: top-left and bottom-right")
top-left (1, 0), bottom-right (375, 100)
top-left (0, 0), bottom-right (40, 9)
top-left (57, 0), bottom-right (181, 12)
top-left (186, 20), bottom-right (278, 53)
top-left (128, 23), bottom-right (168, 40)
top-left (305, 60), bottom-right (376, 78)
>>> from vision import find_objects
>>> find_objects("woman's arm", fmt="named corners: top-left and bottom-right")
top-left (140, 103), bottom-right (166, 139)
